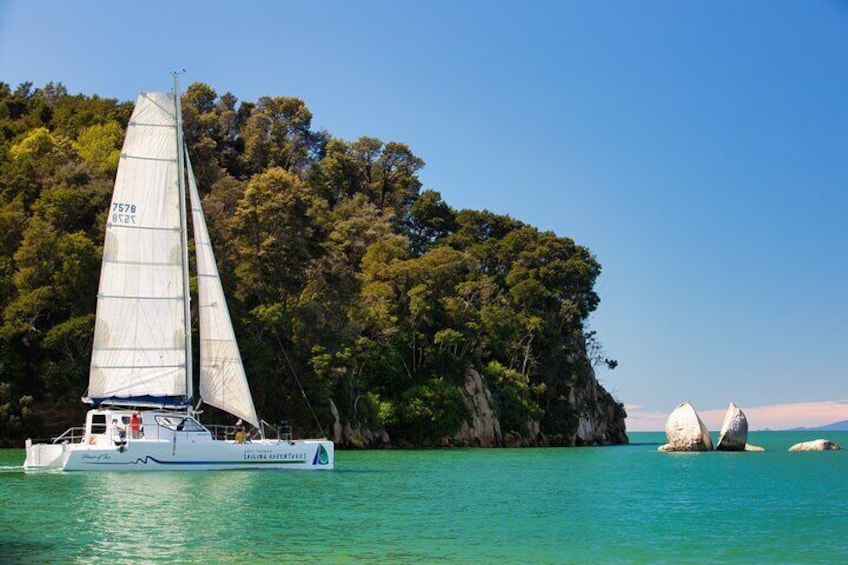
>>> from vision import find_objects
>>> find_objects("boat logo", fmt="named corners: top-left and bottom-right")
top-left (313, 444), bottom-right (330, 465)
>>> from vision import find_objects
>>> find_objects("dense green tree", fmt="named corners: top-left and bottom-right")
top-left (182, 82), bottom-right (226, 186)
top-left (74, 122), bottom-right (122, 175)
top-left (307, 136), bottom-right (424, 218)
top-left (232, 167), bottom-right (322, 307)
top-left (242, 96), bottom-right (321, 175)
top-left (0, 80), bottom-right (623, 446)
top-left (405, 189), bottom-right (457, 255)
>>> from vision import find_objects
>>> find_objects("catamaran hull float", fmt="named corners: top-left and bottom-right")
top-left (25, 437), bottom-right (333, 472)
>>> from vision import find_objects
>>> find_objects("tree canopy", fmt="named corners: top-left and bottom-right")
top-left (0, 81), bottom-right (618, 446)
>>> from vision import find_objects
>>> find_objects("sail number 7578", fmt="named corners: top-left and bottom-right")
top-left (111, 202), bottom-right (137, 224)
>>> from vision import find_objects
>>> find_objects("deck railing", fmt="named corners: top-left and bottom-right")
top-left (52, 427), bottom-right (86, 444)
top-left (205, 424), bottom-right (260, 441)
top-left (206, 424), bottom-right (239, 441)
top-left (204, 421), bottom-right (292, 442)
top-left (44, 422), bottom-right (295, 445)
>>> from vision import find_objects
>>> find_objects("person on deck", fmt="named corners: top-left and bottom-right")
top-left (129, 412), bottom-right (142, 439)
top-left (235, 419), bottom-right (245, 444)
top-left (111, 418), bottom-right (126, 445)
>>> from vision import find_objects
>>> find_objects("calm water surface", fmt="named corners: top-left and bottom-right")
top-left (1, 431), bottom-right (846, 564)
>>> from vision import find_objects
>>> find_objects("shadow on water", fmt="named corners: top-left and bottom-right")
top-left (0, 539), bottom-right (63, 564)
top-left (325, 467), bottom-right (384, 474)
top-left (626, 442), bottom-right (662, 446)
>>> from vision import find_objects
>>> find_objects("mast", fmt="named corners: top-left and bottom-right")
top-left (173, 71), bottom-right (193, 404)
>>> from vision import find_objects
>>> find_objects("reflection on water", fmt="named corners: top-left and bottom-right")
top-left (0, 463), bottom-right (338, 564)
top-left (71, 471), bottom-right (280, 564)
top-left (78, 473), bottom-right (224, 562)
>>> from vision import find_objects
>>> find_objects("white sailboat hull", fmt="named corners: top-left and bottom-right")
top-left (25, 437), bottom-right (334, 472)
top-left (24, 409), bottom-right (333, 472)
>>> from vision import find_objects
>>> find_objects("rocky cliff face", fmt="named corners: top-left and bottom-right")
top-left (330, 361), bottom-right (628, 448)
top-left (570, 375), bottom-right (629, 446)
top-left (450, 368), bottom-right (502, 447)
top-left (460, 364), bottom-right (629, 447)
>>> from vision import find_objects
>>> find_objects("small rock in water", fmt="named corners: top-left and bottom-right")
top-left (716, 402), bottom-right (748, 451)
top-left (788, 439), bottom-right (843, 452)
top-left (744, 444), bottom-right (765, 452)
top-left (659, 402), bottom-right (713, 452)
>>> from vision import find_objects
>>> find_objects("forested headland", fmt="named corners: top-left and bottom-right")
top-left (0, 81), bottom-right (627, 448)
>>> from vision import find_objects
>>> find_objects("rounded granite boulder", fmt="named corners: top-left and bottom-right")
top-left (659, 402), bottom-right (714, 452)
top-left (716, 402), bottom-right (748, 451)
top-left (788, 439), bottom-right (843, 452)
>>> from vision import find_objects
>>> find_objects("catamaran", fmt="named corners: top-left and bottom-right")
top-left (24, 76), bottom-right (334, 471)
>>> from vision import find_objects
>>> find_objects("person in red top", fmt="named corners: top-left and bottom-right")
top-left (129, 412), bottom-right (142, 439)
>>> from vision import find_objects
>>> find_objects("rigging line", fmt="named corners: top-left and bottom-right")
top-left (139, 91), bottom-right (177, 122)
top-left (185, 143), bottom-right (218, 205)
top-left (272, 329), bottom-right (327, 439)
top-left (93, 346), bottom-right (185, 352)
top-left (101, 258), bottom-right (183, 267)
top-left (91, 364), bottom-right (184, 369)
top-left (121, 153), bottom-right (177, 163)
top-left (128, 121), bottom-right (176, 129)
top-left (106, 224), bottom-right (180, 233)
top-left (184, 138), bottom-right (227, 209)
top-left (97, 294), bottom-right (184, 301)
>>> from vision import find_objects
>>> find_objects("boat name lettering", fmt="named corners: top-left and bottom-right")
top-left (243, 452), bottom-right (306, 461)
top-left (81, 453), bottom-right (111, 461)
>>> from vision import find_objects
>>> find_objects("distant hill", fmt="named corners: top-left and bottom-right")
top-left (789, 420), bottom-right (848, 432)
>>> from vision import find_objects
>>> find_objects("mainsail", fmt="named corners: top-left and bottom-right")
top-left (88, 92), bottom-right (188, 404)
top-left (88, 87), bottom-right (259, 426)
top-left (188, 156), bottom-right (260, 427)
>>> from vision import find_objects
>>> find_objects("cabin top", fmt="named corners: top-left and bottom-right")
top-left (83, 409), bottom-right (212, 447)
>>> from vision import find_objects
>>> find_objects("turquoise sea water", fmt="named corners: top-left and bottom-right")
top-left (1, 431), bottom-right (847, 564)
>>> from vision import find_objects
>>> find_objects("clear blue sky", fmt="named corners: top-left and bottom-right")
top-left (2, 0), bottom-right (846, 429)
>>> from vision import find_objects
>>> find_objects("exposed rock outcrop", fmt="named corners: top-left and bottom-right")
top-left (328, 398), bottom-right (390, 449)
top-left (330, 332), bottom-right (627, 448)
top-left (788, 439), bottom-right (843, 452)
top-left (659, 402), bottom-right (713, 452)
top-left (329, 398), bottom-right (344, 444)
top-left (451, 368), bottom-right (502, 447)
top-left (448, 351), bottom-right (626, 447)
top-left (503, 431), bottom-right (523, 447)
top-left (330, 360), bottom-right (628, 448)
top-left (568, 374), bottom-right (629, 446)
top-left (716, 402), bottom-right (748, 451)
